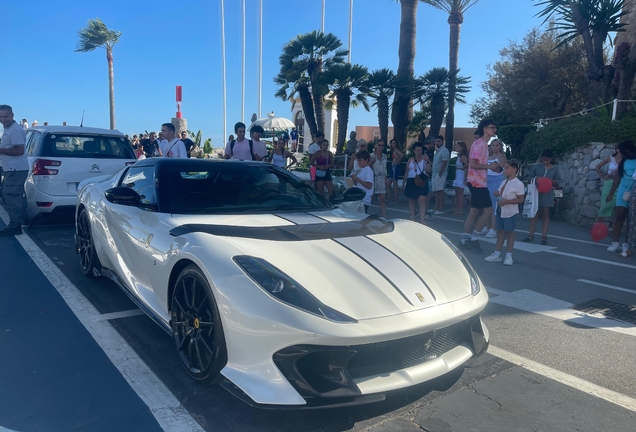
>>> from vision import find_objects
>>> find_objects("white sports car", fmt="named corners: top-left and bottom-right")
top-left (75, 158), bottom-right (489, 408)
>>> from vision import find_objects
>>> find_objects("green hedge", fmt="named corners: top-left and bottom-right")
top-left (520, 115), bottom-right (636, 162)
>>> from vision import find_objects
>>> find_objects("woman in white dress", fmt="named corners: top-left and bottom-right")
top-left (370, 140), bottom-right (388, 218)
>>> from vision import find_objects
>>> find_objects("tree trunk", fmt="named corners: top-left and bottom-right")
top-left (445, 17), bottom-right (462, 151)
top-left (336, 91), bottom-right (350, 155)
top-left (107, 48), bottom-right (116, 130)
top-left (298, 85), bottom-right (318, 139)
top-left (429, 93), bottom-right (445, 139)
top-left (377, 94), bottom-right (389, 145)
top-left (313, 89), bottom-right (325, 134)
top-left (568, 1), bottom-right (610, 106)
top-left (616, 43), bottom-right (636, 117)
top-left (391, 0), bottom-right (417, 150)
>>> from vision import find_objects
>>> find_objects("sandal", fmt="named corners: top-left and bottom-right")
top-left (619, 250), bottom-right (633, 258)
top-left (522, 235), bottom-right (534, 243)
top-left (541, 237), bottom-right (548, 245)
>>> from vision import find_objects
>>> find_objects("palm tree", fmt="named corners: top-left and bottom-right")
top-left (323, 64), bottom-right (370, 154)
top-left (534, 0), bottom-right (627, 106)
top-left (274, 73), bottom-right (318, 139)
top-left (75, 18), bottom-right (121, 130)
top-left (365, 69), bottom-right (396, 145)
top-left (392, 0), bottom-right (419, 150)
top-left (414, 67), bottom-right (470, 139)
top-left (421, 1), bottom-right (480, 149)
top-left (278, 31), bottom-right (348, 136)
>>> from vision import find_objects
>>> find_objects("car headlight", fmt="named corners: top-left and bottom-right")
top-left (441, 236), bottom-right (481, 296)
top-left (233, 256), bottom-right (357, 323)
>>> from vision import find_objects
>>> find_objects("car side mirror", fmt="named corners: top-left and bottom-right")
top-left (333, 187), bottom-right (366, 204)
top-left (105, 186), bottom-right (141, 206)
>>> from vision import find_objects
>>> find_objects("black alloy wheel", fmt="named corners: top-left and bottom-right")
top-left (171, 265), bottom-right (227, 384)
top-left (77, 209), bottom-right (101, 278)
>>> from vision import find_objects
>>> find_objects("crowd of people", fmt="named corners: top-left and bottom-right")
top-left (298, 118), bottom-right (636, 265)
top-left (3, 106), bottom-right (636, 258)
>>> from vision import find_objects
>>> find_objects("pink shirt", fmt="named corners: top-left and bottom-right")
top-left (467, 138), bottom-right (488, 188)
top-left (224, 138), bottom-right (254, 160)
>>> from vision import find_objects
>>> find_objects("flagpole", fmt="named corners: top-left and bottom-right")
top-left (241, 0), bottom-right (246, 122)
top-left (348, 0), bottom-right (353, 63)
top-left (321, 0), bottom-right (325, 32)
top-left (258, 0), bottom-right (262, 119)
top-left (221, 0), bottom-right (227, 144)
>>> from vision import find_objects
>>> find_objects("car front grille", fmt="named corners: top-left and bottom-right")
top-left (346, 321), bottom-right (470, 379)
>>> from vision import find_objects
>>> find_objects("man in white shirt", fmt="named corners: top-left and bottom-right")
top-left (159, 123), bottom-right (187, 158)
top-left (249, 125), bottom-right (267, 161)
top-left (307, 131), bottom-right (324, 158)
top-left (350, 150), bottom-right (374, 214)
top-left (20, 119), bottom-right (28, 130)
top-left (0, 105), bottom-right (29, 236)
top-left (224, 122), bottom-right (267, 161)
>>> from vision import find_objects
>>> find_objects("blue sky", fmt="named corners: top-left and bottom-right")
top-left (4, 0), bottom-right (541, 145)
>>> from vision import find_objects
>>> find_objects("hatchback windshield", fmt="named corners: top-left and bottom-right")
top-left (161, 164), bottom-right (331, 214)
top-left (42, 134), bottom-right (135, 159)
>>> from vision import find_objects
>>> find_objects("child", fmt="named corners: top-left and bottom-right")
top-left (350, 150), bottom-right (374, 213)
top-left (484, 161), bottom-right (525, 265)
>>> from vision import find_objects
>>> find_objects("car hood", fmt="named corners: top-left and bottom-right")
top-left (171, 210), bottom-right (476, 321)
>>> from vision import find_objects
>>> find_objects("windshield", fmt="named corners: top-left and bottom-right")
top-left (42, 134), bottom-right (135, 159)
top-left (161, 164), bottom-right (332, 214)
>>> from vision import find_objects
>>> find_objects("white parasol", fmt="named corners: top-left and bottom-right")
top-left (251, 112), bottom-right (295, 130)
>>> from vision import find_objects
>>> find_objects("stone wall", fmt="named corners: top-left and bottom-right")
top-left (557, 142), bottom-right (615, 227)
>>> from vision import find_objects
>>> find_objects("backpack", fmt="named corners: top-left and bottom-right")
top-left (230, 139), bottom-right (254, 160)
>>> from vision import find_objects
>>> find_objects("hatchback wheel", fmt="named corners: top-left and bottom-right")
top-left (171, 265), bottom-right (227, 384)
top-left (77, 209), bottom-right (101, 277)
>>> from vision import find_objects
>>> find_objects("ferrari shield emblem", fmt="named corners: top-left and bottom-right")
top-left (415, 292), bottom-right (425, 302)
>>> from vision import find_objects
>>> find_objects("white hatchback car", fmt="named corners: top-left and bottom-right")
top-left (24, 125), bottom-right (137, 220)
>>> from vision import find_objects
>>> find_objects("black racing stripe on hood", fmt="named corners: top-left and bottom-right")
top-left (169, 215), bottom-right (394, 241)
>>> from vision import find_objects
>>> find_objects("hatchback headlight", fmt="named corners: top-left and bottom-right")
top-left (233, 256), bottom-right (357, 323)
top-left (441, 236), bottom-right (481, 296)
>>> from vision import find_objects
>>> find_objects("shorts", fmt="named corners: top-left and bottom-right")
top-left (432, 174), bottom-right (447, 192)
top-left (315, 169), bottom-right (332, 182)
top-left (390, 164), bottom-right (401, 180)
top-left (496, 208), bottom-right (517, 232)
top-left (468, 183), bottom-right (491, 209)
top-left (404, 178), bottom-right (428, 199)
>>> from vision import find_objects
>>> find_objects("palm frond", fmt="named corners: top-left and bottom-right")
top-left (75, 18), bottom-right (121, 52)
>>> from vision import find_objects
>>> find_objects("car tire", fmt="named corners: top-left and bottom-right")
top-left (76, 209), bottom-right (101, 278)
top-left (170, 264), bottom-right (227, 384)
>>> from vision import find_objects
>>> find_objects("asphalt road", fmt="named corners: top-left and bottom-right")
top-left (1, 200), bottom-right (636, 432)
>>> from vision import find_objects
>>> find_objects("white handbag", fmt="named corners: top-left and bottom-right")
top-left (522, 178), bottom-right (539, 218)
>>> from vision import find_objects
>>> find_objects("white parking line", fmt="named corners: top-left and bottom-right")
top-left (489, 345), bottom-right (636, 413)
top-left (0, 207), bottom-right (203, 432)
top-left (381, 205), bottom-right (610, 247)
top-left (443, 230), bottom-right (555, 254)
top-left (97, 309), bottom-right (146, 321)
top-left (577, 279), bottom-right (636, 295)
top-left (488, 288), bottom-right (636, 337)
top-left (546, 250), bottom-right (636, 270)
